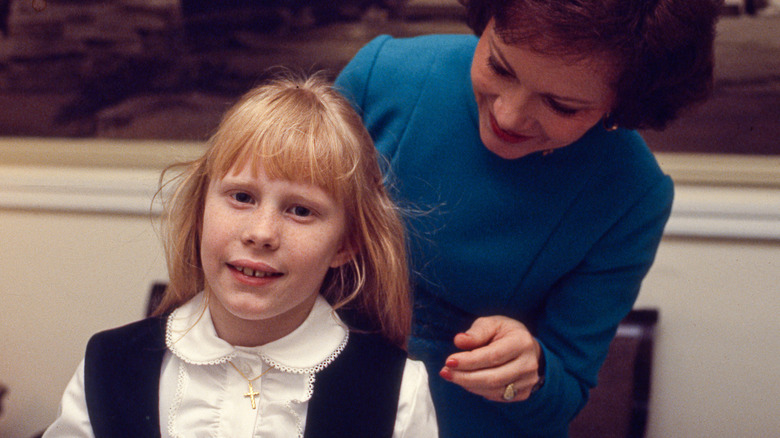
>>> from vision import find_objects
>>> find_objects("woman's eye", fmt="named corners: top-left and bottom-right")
top-left (487, 57), bottom-right (512, 78)
top-left (232, 192), bottom-right (254, 204)
top-left (289, 205), bottom-right (312, 217)
top-left (547, 98), bottom-right (579, 117)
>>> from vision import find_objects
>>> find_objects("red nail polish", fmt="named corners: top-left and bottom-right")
top-left (445, 358), bottom-right (458, 368)
top-left (439, 367), bottom-right (453, 380)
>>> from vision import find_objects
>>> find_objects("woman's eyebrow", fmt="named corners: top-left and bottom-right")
top-left (489, 36), bottom-right (518, 78)
top-left (542, 92), bottom-right (595, 106)
top-left (490, 33), bottom-right (599, 107)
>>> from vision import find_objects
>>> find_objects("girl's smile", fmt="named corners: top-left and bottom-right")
top-left (228, 260), bottom-right (283, 283)
top-left (200, 163), bottom-right (352, 347)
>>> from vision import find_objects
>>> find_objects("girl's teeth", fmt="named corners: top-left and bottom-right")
top-left (241, 267), bottom-right (267, 277)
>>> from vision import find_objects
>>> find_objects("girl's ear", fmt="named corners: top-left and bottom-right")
top-left (329, 241), bottom-right (355, 268)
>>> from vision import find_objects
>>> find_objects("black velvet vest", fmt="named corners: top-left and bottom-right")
top-left (84, 315), bottom-right (406, 437)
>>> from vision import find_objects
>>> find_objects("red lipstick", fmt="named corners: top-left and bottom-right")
top-left (490, 114), bottom-right (530, 144)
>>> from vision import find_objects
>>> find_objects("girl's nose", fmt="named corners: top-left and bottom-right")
top-left (242, 208), bottom-right (280, 250)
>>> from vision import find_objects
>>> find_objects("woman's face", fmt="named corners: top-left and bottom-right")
top-left (471, 19), bottom-right (617, 159)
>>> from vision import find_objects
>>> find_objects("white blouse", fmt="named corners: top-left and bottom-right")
top-left (44, 293), bottom-right (438, 438)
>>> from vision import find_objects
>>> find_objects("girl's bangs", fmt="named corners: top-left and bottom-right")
top-left (207, 89), bottom-right (361, 200)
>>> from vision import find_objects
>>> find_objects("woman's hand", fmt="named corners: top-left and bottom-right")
top-left (439, 316), bottom-right (543, 402)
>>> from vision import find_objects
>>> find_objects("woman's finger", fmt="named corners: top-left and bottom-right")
top-left (448, 317), bottom-right (537, 371)
top-left (441, 362), bottom-right (540, 402)
top-left (447, 335), bottom-right (525, 370)
top-left (440, 315), bottom-right (544, 402)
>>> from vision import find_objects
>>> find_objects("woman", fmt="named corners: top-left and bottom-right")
top-left (335, 0), bottom-right (721, 436)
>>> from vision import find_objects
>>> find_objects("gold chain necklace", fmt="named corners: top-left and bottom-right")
top-left (227, 360), bottom-right (273, 409)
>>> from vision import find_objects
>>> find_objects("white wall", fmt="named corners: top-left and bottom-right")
top-left (1, 138), bottom-right (779, 437)
top-left (638, 238), bottom-right (780, 437)
top-left (0, 210), bottom-right (169, 436)
top-left (0, 139), bottom-right (203, 437)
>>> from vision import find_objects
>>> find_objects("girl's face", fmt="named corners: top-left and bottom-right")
top-left (471, 19), bottom-right (616, 159)
top-left (200, 163), bottom-right (352, 346)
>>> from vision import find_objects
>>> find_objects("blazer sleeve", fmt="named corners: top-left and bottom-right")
top-left (499, 173), bottom-right (674, 433)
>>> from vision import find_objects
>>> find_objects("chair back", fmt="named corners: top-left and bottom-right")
top-left (146, 282), bottom-right (168, 317)
top-left (569, 309), bottom-right (659, 438)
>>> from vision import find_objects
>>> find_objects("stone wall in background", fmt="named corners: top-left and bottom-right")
top-left (0, 0), bottom-right (184, 92)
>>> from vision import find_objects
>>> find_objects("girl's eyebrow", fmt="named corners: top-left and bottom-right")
top-left (221, 171), bottom-right (256, 183)
top-left (219, 172), bottom-right (334, 209)
top-left (217, 175), bottom-right (246, 187)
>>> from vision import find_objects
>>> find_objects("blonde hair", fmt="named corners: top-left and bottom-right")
top-left (154, 73), bottom-right (411, 348)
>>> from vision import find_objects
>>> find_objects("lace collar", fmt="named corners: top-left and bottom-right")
top-left (166, 292), bottom-right (348, 373)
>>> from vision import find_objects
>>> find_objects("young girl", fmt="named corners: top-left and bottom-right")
top-left (43, 74), bottom-right (437, 437)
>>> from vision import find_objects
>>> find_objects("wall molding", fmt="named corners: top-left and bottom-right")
top-left (665, 184), bottom-right (780, 240)
top-left (2, 139), bottom-right (780, 240)
top-left (655, 153), bottom-right (780, 188)
top-left (656, 152), bottom-right (780, 240)
top-left (1, 137), bottom-right (204, 216)
top-left (0, 164), bottom-right (163, 215)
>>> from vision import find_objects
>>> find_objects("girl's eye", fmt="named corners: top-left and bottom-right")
top-left (487, 57), bottom-right (512, 78)
top-left (232, 192), bottom-right (254, 204)
top-left (289, 205), bottom-right (312, 217)
top-left (546, 98), bottom-right (579, 117)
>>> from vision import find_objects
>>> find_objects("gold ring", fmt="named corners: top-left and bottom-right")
top-left (502, 383), bottom-right (516, 401)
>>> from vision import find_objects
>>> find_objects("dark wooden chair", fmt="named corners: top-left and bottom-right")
top-left (569, 309), bottom-right (659, 438)
top-left (0, 381), bottom-right (7, 418)
top-left (146, 282), bottom-right (168, 317)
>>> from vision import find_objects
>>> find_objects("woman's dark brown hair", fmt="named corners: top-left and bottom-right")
top-left (459, 0), bottom-right (723, 130)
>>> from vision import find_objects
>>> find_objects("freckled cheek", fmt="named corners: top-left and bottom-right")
top-left (200, 211), bottom-right (234, 263)
top-left (199, 224), bottom-right (221, 261)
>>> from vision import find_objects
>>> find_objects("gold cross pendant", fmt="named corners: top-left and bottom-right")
top-left (244, 382), bottom-right (260, 409)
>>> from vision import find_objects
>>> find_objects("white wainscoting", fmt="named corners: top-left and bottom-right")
top-left (0, 138), bottom-right (204, 215)
top-left (3, 140), bottom-right (779, 240)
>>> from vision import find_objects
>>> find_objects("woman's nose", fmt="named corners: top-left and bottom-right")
top-left (242, 208), bottom-right (280, 250)
top-left (494, 88), bottom-right (535, 130)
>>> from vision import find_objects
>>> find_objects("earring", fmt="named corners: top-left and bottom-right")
top-left (603, 114), bottom-right (618, 132)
